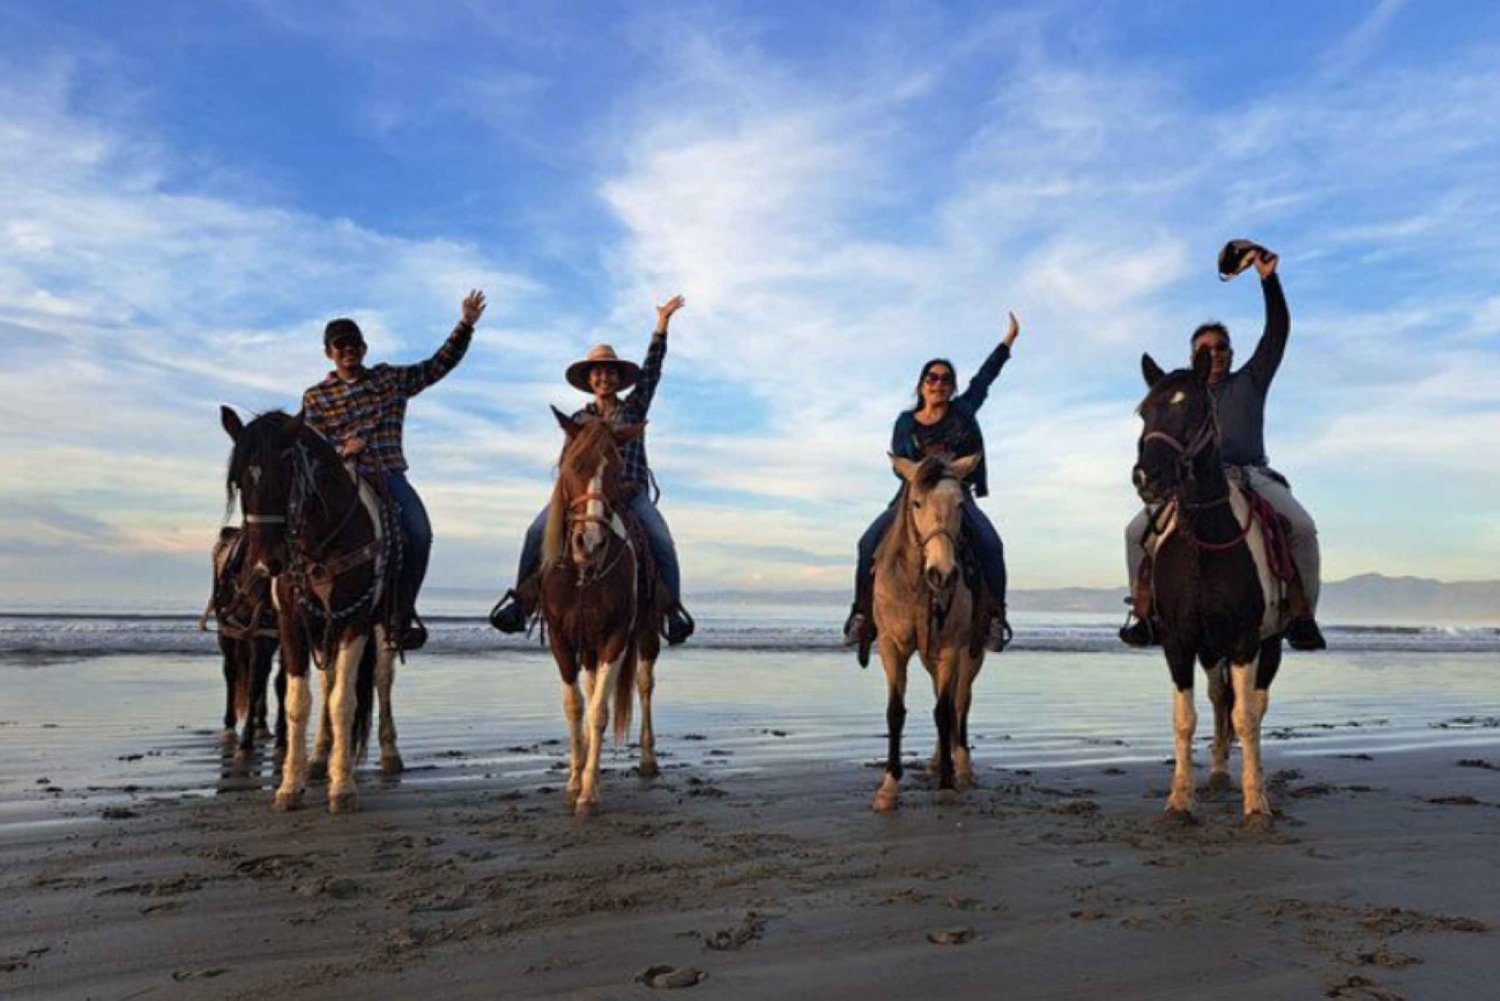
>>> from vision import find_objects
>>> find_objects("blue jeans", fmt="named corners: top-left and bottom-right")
top-left (384, 471), bottom-right (432, 607)
top-left (854, 495), bottom-right (1006, 608)
top-left (517, 492), bottom-right (682, 602)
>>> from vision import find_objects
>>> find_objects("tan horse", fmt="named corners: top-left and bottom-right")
top-left (540, 409), bottom-right (666, 816)
top-left (871, 453), bottom-right (987, 813)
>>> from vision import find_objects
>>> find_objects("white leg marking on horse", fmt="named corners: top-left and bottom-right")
top-left (310, 666), bottom-right (335, 776)
top-left (562, 681), bottom-right (585, 802)
top-left (326, 634), bottom-right (367, 812)
top-left (374, 627), bottom-right (401, 774)
top-left (637, 655), bottom-right (658, 777)
top-left (274, 673), bottom-right (312, 810)
top-left (1167, 687), bottom-right (1198, 813)
top-left (577, 652), bottom-right (621, 814)
top-left (1231, 661), bottom-right (1270, 819)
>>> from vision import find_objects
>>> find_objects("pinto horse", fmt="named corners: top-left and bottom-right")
top-left (870, 453), bottom-right (987, 812)
top-left (539, 408), bottom-right (665, 816)
top-left (222, 407), bottom-right (400, 814)
top-left (1134, 350), bottom-right (1288, 829)
top-left (200, 526), bottom-right (285, 761)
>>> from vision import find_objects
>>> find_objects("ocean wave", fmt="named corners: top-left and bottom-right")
top-left (2, 614), bottom-right (1499, 660)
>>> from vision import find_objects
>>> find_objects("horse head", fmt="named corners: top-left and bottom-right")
top-left (223, 405), bottom-right (306, 578)
top-left (551, 407), bottom-right (644, 567)
top-left (890, 452), bottom-right (979, 593)
top-left (1133, 349), bottom-right (1218, 504)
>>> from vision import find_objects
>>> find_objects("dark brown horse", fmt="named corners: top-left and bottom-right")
top-left (540, 408), bottom-right (666, 816)
top-left (222, 406), bottom-right (396, 814)
top-left (1135, 350), bottom-right (1287, 829)
top-left (200, 526), bottom-right (285, 761)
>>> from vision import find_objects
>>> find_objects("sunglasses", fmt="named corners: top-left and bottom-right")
top-left (1201, 343), bottom-right (1231, 355)
top-left (924, 372), bottom-right (955, 386)
top-left (330, 336), bottom-right (365, 352)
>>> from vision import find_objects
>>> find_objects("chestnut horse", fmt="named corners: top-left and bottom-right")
top-left (539, 408), bottom-right (666, 816)
top-left (222, 406), bottom-right (398, 814)
top-left (200, 526), bottom-right (285, 762)
top-left (1134, 351), bottom-right (1288, 829)
top-left (870, 453), bottom-right (987, 812)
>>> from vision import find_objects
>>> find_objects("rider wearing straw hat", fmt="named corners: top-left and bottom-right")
top-left (490, 295), bottom-right (694, 644)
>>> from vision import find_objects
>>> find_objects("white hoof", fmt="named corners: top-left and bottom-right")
top-left (272, 789), bottom-right (304, 812)
top-left (328, 791), bottom-right (358, 815)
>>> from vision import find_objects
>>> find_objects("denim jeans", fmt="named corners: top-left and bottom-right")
top-left (854, 494), bottom-right (1006, 608)
top-left (516, 492), bottom-right (682, 602)
top-left (384, 471), bottom-right (432, 606)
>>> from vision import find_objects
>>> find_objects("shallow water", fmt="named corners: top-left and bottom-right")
top-left (3, 641), bottom-right (1498, 831)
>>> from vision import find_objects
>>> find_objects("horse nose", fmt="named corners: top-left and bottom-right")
top-left (1132, 465), bottom-right (1149, 491)
top-left (926, 565), bottom-right (953, 590)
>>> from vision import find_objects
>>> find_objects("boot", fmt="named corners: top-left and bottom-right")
top-left (985, 607), bottom-right (1013, 653)
top-left (842, 603), bottom-right (874, 668)
top-left (489, 577), bottom-right (538, 634)
top-left (1118, 559), bottom-right (1159, 648)
top-left (663, 603), bottom-right (695, 645)
top-left (1285, 617), bottom-right (1327, 651)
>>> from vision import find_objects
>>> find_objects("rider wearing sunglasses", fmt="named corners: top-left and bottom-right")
top-left (843, 313), bottom-right (1023, 663)
top-left (1120, 244), bottom-right (1325, 651)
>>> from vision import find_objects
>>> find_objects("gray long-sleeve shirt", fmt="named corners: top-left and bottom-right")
top-left (1210, 274), bottom-right (1288, 468)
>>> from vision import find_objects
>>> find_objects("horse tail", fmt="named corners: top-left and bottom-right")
top-left (352, 636), bottom-right (377, 763)
top-left (613, 637), bottom-right (636, 745)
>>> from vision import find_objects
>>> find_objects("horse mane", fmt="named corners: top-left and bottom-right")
top-left (541, 418), bottom-right (623, 567)
top-left (224, 409), bottom-right (333, 518)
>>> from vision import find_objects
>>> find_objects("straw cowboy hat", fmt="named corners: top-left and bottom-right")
top-left (566, 344), bottom-right (641, 392)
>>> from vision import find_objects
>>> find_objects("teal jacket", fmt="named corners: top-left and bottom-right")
top-left (889, 343), bottom-right (1010, 498)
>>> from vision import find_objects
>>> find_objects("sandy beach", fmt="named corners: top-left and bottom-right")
top-left (3, 639), bottom-right (1499, 1000)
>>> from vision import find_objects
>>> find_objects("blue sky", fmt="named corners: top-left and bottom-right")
top-left (2, 0), bottom-right (1498, 607)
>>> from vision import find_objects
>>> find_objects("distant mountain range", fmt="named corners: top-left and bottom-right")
top-left (671, 574), bottom-right (1500, 625)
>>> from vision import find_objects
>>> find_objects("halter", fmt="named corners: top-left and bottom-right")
top-left (1140, 398), bottom-right (1253, 554)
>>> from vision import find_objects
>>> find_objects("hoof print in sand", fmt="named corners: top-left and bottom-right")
top-left (927, 927), bottom-right (975, 945)
top-left (638, 964), bottom-right (706, 989)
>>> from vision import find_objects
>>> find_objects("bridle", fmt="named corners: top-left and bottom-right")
top-left (902, 475), bottom-right (966, 661)
top-left (563, 480), bottom-right (630, 586)
top-left (1139, 394), bottom-right (1253, 553)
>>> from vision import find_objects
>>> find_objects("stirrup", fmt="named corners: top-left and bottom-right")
top-left (986, 613), bottom-right (1013, 653)
top-left (488, 588), bottom-right (533, 634)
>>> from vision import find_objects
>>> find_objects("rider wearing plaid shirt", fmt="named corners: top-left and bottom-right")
top-left (301, 290), bottom-right (487, 647)
top-left (490, 295), bottom-right (693, 645)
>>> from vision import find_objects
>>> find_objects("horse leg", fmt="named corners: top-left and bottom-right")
top-left (576, 646), bottom-right (623, 817)
top-left (254, 638), bottom-right (274, 737)
top-left (1163, 645), bottom-right (1198, 820)
top-left (375, 639), bottom-right (402, 776)
top-left (636, 653), bottom-right (659, 779)
top-left (308, 665), bottom-right (335, 781)
top-left (562, 679), bottom-right (585, 804)
top-left (273, 657), bottom-right (288, 760)
top-left (873, 640), bottom-right (910, 813)
top-left (1203, 660), bottom-right (1234, 795)
top-left (1231, 657), bottom-right (1272, 828)
top-left (273, 617), bottom-right (312, 812)
top-left (952, 650), bottom-right (979, 790)
top-left (237, 641), bottom-right (271, 762)
top-left (327, 633), bottom-right (368, 814)
top-left (933, 649), bottom-right (958, 794)
top-left (219, 637), bottom-right (239, 747)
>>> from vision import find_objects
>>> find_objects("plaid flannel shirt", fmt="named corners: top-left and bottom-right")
top-left (301, 321), bottom-right (473, 473)
top-left (572, 331), bottom-right (666, 491)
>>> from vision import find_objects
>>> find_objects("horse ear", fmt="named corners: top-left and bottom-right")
top-left (1141, 354), bottom-right (1166, 387)
top-left (890, 454), bottom-right (919, 482)
top-left (948, 452), bottom-right (981, 481)
top-left (284, 410), bottom-right (305, 435)
top-left (615, 421), bottom-right (647, 441)
top-left (551, 405), bottom-right (579, 438)
top-left (1191, 344), bottom-right (1214, 382)
top-left (220, 405), bottom-right (243, 442)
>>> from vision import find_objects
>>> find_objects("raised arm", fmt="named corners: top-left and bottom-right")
top-left (956, 310), bottom-right (1020, 411)
top-left (626, 294), bottom-right (683, 417)
top-left (396, 289), bottom-right (486, 397)
top-left (1241, 254), bottom-right (1288, 394)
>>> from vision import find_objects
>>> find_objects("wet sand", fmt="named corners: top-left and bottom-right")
top-left (3, 647), bottom-right (1499, 998)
